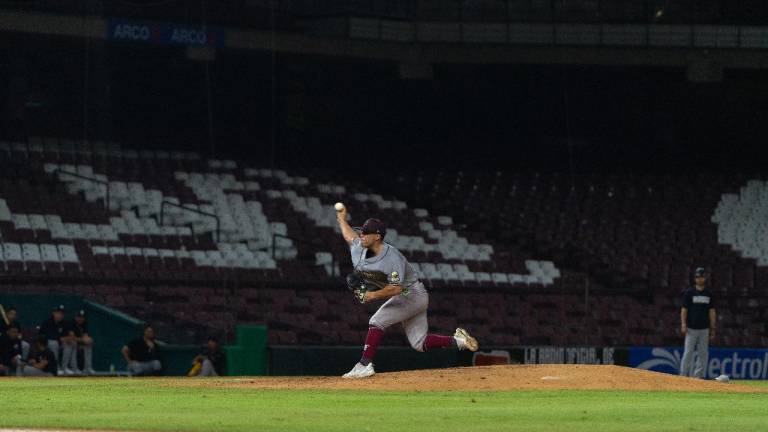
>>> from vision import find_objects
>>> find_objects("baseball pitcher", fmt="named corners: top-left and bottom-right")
top-left (336, 204), bottom-right (478, 379)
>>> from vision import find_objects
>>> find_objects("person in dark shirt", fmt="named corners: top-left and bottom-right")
top-left (121, 324), bottom-right (162, 376)
top-left (1, 306), bottom-right (30, 360)
top-left (40, 305), bottom-right (77, 375)
top-left (680, 267), bottom-right (717, 378)
top-left (0, 325), bottom-right (24, 376)
top-left (64, 310), bottom-right (95, 375)
top-left (19, 336), bottom-right (57, 376)
top-left (190, 336), bottom-right (226, 377)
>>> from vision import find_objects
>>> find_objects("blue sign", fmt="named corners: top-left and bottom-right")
top-left (106, 19), bottom-right (226, 47)
top-left (630, 346), bottom-right (768, 380)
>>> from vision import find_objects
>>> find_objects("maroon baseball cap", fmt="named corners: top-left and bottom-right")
top-left (361, 218), bottom-right (386, 238)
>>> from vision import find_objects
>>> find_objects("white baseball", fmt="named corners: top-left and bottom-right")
top-left (334, 202), bottom-right (345, 211)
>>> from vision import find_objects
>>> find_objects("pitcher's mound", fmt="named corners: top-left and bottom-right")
top-left (188, 365), bottom-right (764, 393)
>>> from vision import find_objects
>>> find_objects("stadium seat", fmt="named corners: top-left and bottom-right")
top-left (22, 243), bottom-right (45, 274)
top-left (3, 243), bottom-right (24, 273)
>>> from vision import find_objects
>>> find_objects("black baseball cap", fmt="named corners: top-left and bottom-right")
top-left (76, 309), bottom-right (86, 317)
top-left (53, 305), bottom-right (65, 312)
top-left (694, 267), bottom-right (706, 277)
top-left (361, 218), bottom-right (386, 238)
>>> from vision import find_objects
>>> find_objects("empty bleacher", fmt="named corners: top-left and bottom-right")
top-left (0, 138), bottom-right (573, 346)
top-left (0, 139), bottom-right (562, 289)
top-left (2, 138), bottom-right (766, 347)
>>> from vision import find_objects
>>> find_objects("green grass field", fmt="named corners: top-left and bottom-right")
top-left (1, 378), bottom-right (766, 432)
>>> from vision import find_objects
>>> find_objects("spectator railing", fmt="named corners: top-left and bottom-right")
top-left (159, 201), bottom-right (221, 243)
top-left (53, 169), bottom-right (110, 211)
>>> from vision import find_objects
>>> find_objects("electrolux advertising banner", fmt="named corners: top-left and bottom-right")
top-left (106, 19), bottom-right (226, 47)
top-left (630, 347), bottom-right (768, 380)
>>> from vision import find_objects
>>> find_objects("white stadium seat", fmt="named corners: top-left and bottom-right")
top-left (0, 200), bottom-right (11, 222)
top-left (28, 214), bottom-right (48, 231)
top-left (22, 243), bottom-right (43, 262)
top-left (108, 246), bottom-right (127, 256)
top-left (40, 244), bottom-right (60, 262)
top-left (4, 243), bottom-right (23, 261)
top-left (492, 273), bottom-right (509, 285)
top-left (12, 214), bottom-right (31, 230)
top-left (64, 223), bottom-right (85, 239)
top-left (475, 272), bottom-right (492, 284)
top-left (57, 245), bottom-right (79, 263)
top-left (92, 246), bottom-right (110, 255)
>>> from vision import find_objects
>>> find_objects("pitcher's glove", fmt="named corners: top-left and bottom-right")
top-left (346, 270), bottom-right (387, 303)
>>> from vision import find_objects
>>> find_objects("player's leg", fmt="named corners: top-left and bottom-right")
top-left (371, 292), bottom-right (430, 349)
top-left (402, 308), bottom-right (477, 352)
top-left (342, 302), bottom-right (394, 378)
top-left (82, 344), bottom-right (94, 374)
top-left (406, 283), bottom-right (477, 352)
top-left (21, 366), bottom-right (52, 377)
top-left (47, 340), bottom-right (60, 362)
top-left (60, 339), bottom-right (76, 374)
top-left (402, 307), bottom-right (463, 352)
top-left (679, 331), bottom-right (696, 377)
top-left (693, 329), bottom-right (709, 379)
top-left (149, 359), bottom-right (162, 375)
top-left (67, 341), bottom-right (81, 373)
top-left (199, 359), bottom-right (218, 377)
top-left (47, 339), bottom-right (65, 375)
top-left (130, 361), bottom-right (151, 376)
top-left (21, 340), bottom-right (30, 360)
top-left (397, 291), bottom-right (452, 352)
top-left (131, 360), bottom-right (161, 376)
top-left (343, 294), bottom-right (426, 378)
top-left (128, 362), bottom-right (142, 376)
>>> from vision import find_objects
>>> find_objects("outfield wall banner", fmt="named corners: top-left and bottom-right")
top-left (630, 347), bottom-right (768, 380)
top-left (472, 346), bottom-right (620, 366)
top-left (523, 346), bottom-right (616, 365)
top-left (106, 19), bottom-right (226, 47)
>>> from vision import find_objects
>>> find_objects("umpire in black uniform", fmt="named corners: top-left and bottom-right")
top-left (680, 267), bottom-right (717, 378)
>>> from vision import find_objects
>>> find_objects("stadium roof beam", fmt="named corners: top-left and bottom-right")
top-left (2, 10), bottom-right (768, 71)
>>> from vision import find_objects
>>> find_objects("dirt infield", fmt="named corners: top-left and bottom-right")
top-left (176, 365), bottom-right (764, 393)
